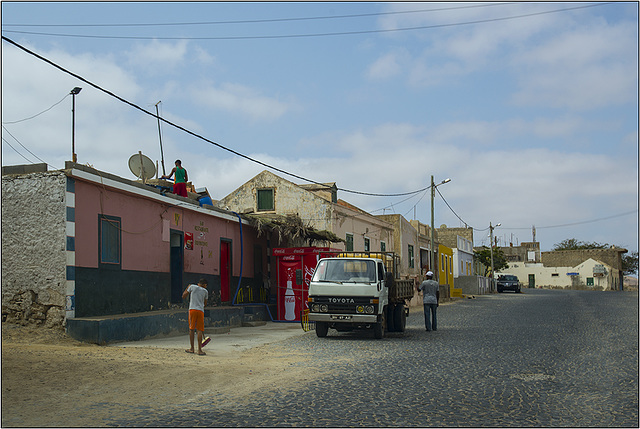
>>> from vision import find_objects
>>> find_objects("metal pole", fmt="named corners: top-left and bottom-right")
top-left (71, 93), bottom-right (77, 163)
top-left (489, 222), bottom-right (495, 292)
top-left (155, 101), bottom-right (166, 176)
top-left (70, 87), bottom-right (81, 163)
top-left (430, 175), bottom-right (435, 282)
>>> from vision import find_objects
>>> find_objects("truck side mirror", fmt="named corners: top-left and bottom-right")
top-left (296, 269), bottom-right (303, 286)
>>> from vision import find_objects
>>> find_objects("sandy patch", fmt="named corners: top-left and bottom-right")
top-left (2, 323), bottom-right (313, 427)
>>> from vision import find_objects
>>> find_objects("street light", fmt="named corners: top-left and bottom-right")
top-left (430, 176), bottom-right (451, 282)
top-left (489, 222), bottom-right (501, 291)
top-left (70, 87), bottom-right (82, 163)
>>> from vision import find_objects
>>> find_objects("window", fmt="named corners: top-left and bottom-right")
top-left (257, 188), bottom-right (274, 211)
top-left (380, 241), bottom-right (386, 252)
top-left (408, 245), bottom-right (414, 268)
top-left (99, 215), bottom-right (121, 265)
top-left (364, 237), bottom-right (370, 252)
top-left (346, 233), bottom-right (354, 251)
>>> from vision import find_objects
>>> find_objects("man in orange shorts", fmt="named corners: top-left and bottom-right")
top-left (182, 278), bottom-right (209, 355)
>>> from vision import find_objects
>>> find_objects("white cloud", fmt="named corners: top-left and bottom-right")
top-left (189, 81), bottom-right (294, 121)
top-left (511, 21), bottom-right (638, 110)
top-left (125, 40), bottom-right (189, 73)
top-left (366, 51), bottom-right (405, 80)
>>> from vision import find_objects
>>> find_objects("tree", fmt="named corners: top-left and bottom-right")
top-left (473, 246), bottom-right (508, 277)
top-left (622, 251), bottom-right (639, 276)
top-left (553, 238), bottom-right (609, 251)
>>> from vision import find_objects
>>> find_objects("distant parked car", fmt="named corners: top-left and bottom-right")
top-left (497, 275), bottom-right (521, 293)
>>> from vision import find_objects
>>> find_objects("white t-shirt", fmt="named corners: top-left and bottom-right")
top-left (187, 284), bottom-right (208, 312)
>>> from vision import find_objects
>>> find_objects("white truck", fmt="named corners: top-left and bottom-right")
top-left (307, 253), bottom-right (415, 339)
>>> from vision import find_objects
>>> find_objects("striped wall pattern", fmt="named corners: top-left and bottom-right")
top-left (65, 177), bottom-right (76, 320)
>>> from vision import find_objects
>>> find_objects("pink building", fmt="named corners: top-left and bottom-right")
top-left (2, 163), bottom-right (269, 327)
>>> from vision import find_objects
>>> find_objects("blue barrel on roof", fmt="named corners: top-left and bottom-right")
top-left (198, 196), bottom-right (213, 207)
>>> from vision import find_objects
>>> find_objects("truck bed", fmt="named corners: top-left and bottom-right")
top-left (390, 279), bottom-right (415, 301)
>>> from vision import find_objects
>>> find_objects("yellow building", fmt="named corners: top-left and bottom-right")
top-left (439, 244), bottom-right (461, 297)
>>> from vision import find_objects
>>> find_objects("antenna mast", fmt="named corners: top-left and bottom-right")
top-left (155, 101), bottom-right (166, 176)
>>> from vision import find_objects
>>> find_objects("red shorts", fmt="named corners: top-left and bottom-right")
top-left (173, 182), bottom-right (188, 197)
top-left (189, 309), bottom-right (205, 332)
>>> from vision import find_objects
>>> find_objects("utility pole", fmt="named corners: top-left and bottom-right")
top-left (430, 176), bottom-right (451, 284)
top-left (489, 222), bottom-right (501, 292)
top-left (430, 175), bottom-right (435, 282)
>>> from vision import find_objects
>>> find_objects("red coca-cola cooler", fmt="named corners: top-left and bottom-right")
top-left (274, 247), bottom-right (340, 321)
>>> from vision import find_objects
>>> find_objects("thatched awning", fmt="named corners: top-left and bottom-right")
top-left (244, 213), bottom-right (343, 247)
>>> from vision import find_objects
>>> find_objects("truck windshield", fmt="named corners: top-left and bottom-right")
top-left (312, 259), bottom-right (377, 283)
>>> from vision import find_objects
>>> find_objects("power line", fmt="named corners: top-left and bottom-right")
top-left (1, 3), bottom-right (518, 28)
top-left (2, 93), bottom-right (69, 124)
top-left (2, 125), bottom-right (51, 166)
top-left (2, 137), bottom-right (34, 163)
top-left (503, 210), bottom-right (639, 230)
top-left (1, 35), bottom-right (424, 198)
top-left (434, 186), bottom-right (637, 233)
top-left (436, 186), bottom-right (474, 230)
top-left (2, 3), bottom-right (610, 41)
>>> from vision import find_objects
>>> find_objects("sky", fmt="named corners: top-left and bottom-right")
top-left (2, 1), bottom-right (638, 255)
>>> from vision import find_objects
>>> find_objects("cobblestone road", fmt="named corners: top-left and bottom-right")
top-left (107, 289), bottom-right (638, 427)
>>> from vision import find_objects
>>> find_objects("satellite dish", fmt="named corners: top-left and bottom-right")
top-left (128, 151), bottom-right (156, 182)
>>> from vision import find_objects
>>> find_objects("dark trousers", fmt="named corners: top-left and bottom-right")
top-left (424, 303), bottom-right (437, 331)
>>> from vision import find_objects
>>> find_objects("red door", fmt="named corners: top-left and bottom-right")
top-left (220, 241), bottom-right (231, 303)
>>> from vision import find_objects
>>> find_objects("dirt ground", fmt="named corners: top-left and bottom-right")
top-left (1, 323), bottom-right (313, 427)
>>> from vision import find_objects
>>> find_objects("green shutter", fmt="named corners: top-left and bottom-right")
top-left (257, 189), bottom-right (274, 211)
top-left (346, 233), bottom-right (354, 251)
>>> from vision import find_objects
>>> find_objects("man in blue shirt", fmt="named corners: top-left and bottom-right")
top-left (418, 271), bottom-right (439, 331)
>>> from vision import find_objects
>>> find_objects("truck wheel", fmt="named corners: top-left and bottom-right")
top-left (315, 322), bottom-right (329, 337)
top-left (393, 304), bottom-right (406, 332)
top-left (373, 310), bottom-right (385, 339)
top-left (386, 304), bottom-right (396, 332)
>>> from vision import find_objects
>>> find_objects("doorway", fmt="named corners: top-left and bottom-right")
top-left (220, 240), bottom-right (231, 304)
top-left (170, 230), bottom-right (184, 303)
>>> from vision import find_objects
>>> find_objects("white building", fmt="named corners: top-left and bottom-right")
top-left (499, 258), bottom-right (619, 290)
top-left (453, 235), bottom-right (474, 277)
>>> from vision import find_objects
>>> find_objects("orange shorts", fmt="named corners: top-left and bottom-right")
top-left (188, 309), bottom-right (205, 332)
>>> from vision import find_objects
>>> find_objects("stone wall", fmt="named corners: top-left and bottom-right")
top-left (437, 225), bottom-right (473, 249)
top-left (541, 248), bottom-right (625, 271)
top-left (2, 171), bottom-right (67, 327)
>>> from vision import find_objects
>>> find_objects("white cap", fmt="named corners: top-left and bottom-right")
top-left (426, 271), bottom-right (434, 276)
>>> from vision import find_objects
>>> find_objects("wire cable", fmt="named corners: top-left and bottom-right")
top-left (3, 3), bottom-right (518, 28)
top-left (2, 94), bottom-right (69, 124)
top-left (2, 125), bottom-right (51, 166)
top-left (435, 186), bottom-right (474, 230)
top-left (2, 3), bottom-right (610, 41)
top-left (2, 137), bottom-right (34, 163)
top-left (504, 210), bottom-right (639, 230)
top-left (1, 35), bottom-right (428, 198)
